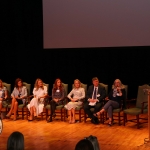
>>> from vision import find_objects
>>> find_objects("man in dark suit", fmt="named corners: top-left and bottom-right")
top-left (84, 77), bottom-right (106, 124)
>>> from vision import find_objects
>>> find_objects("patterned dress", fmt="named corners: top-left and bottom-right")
top-left (65, 87), bottom-right (85, 110)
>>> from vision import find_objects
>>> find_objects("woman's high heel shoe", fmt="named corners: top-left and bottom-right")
top-left (47, 119), bottom-right (52, 123)
top-left (108, 122), bottom-right (112, 126)
top-left (6, 113), bottom-right (11, 118)
top-left (33, 110), bottom-right (37, 117)
top-left (71, 119), bottom-right (75, 124)
top-left (13, 118), bottom-right (17, 121)
top-left (93, 111), bottom-right (102, 117)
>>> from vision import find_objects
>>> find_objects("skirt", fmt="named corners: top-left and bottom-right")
top-left (16, 99), bottom-right (23, 105)
top-left (64, 101), bottom-right (82, 110)
top-left (27, 98), bottom-right (44, 115)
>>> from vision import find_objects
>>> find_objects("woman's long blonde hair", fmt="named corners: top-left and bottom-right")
top-left (73, 79), bottom-right (82, 88)
top-left (112, 79), bottom-right (125, 89)
top-left (34, 78), bottom-right (44, 91)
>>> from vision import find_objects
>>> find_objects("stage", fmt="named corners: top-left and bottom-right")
top-left (0, 113), bottom-right (149, 150)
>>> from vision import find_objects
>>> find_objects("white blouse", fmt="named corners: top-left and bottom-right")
top-left (33, 86), bottom-right (47, 100)
top-left (11, 86), bottom-right (27, 100)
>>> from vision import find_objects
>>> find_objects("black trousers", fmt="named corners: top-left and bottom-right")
top-left (84, 102), bottom-right (103, 119)
top-left (50, 100), bottom-right (62, 114)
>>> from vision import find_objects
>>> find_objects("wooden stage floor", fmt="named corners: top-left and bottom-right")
top-left (0, 113), bottom-right (150, 150)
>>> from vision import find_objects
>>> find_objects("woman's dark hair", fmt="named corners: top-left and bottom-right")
top-left (75, 139), bottom-right (94, 150)
top-left (75, 135), bottom-right (100, 150)
top-left (15, 78), bottom-right (23, 88)
top-left (7, 131), bottom-right (24, 150)
top-left (53, 78), bottom-right (63, 93)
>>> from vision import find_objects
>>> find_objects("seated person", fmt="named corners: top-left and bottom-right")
top-left (6, 78), bottom-right (27, 121)
top-left (75, 135), bottom-right (100, 150)
top-left (47, 78), bottom-right (65, 122)
top-left (75, 139), bottom-right (94, 150)
top-left (94, 79), bottom-right (126, 126)
top-left (84, 77), bottom-right (106, 124)
top-left (27, 78), bottom-right (48, 121)
top-left (0, 79), bottom-right (8, 113)
top-left (65, 79), bottom-right (85, 124)
top-left (7, 131), bottom-right (24, 150)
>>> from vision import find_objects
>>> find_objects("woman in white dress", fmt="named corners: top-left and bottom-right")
top-left (0, 79), bottom-right (8, 112)
top-left (65, 79), bottom-right (85, 124)
top-left (28, 78), bottom-right (48, 121)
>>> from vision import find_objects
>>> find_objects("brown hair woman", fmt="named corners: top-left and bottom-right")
top-left (6, 78), bottom-right (27, 121)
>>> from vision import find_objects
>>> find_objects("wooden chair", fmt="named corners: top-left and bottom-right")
top-left (111, 84), bottom-right (128, 125)
top-left (123, 84), bottom-right (149, 128)
top-left (45, 83), bottom-right (68, 122)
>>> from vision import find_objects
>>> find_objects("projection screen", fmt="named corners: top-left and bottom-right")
top-left (43, 0), bottom-right (150, 48)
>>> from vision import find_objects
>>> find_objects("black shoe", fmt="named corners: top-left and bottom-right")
top-left (28, 119), bottom-right (33, 122)
top-left (92, 116), bottom-right (100, 124)
top-left (91, 119), bottom-right (96, 124)
top-left (95, 118), bottom-right (100, 124)
top-left (47, 119), bottom-right (52, 123)
top-left (91, 118), bottom-right (96, 124)
top-left (34, 116), bottom-right (37, 119)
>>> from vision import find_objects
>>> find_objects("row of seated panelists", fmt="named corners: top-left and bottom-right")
top-left (2, 82), bottom-right (149, 129)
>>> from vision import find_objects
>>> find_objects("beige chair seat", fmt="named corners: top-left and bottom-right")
top-left (2, 101), bottom-right (9, 108)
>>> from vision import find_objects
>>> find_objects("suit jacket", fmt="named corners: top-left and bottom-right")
top-left (86, 85), bottom-right (106, 103)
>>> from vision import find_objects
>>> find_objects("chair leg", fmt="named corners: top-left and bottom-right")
top-left (105, 112), bottom-right (108, 120)
top-left (123, 113), bottom-right (126, 126)
top-left (100, 114), bottom-right (104, 124)
top-left (125, 114), bottom-right (127, 122)
top-left (104, 112), bottom-right (105, 123)
top-left (64, 109), bottom-right (66, 121)
top-left (79, 110), bottom-right (81, 122)
top-left (136, 115), bottom-right (139, 129)
top-left (103, 112), bottom-right (106, 122)
top-left (61, 109), bottom-right (63, 121)
top-left (118, 112), bottom-right (120, 125)
top-left (22, 108), bottom-right (24, 119)
top-left (84, 111), bottom-right (86, 123)
top-left (26, 108), bottom-right (29, 120)
top-left (41, 112), bottom-right (43, 120)
top-left (46, 109), bottom-right (48, 120)
top-left (5, 107), bottom-right (7, 114)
